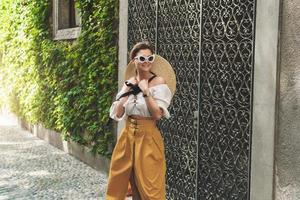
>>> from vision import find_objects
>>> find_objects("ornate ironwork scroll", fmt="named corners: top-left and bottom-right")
top-left (197, 0), bottom-right (256, 199)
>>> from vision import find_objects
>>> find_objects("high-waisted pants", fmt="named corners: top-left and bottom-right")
top-left (105, 117), bottom-right (166, 200)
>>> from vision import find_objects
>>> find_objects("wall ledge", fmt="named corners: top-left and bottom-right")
top-left (17, 118), bottom-right (110, 175)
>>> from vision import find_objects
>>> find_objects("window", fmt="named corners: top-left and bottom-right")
top-left (53, 0), bottom-right (81, 40)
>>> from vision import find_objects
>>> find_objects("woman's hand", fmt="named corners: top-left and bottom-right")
top-left (138, 79), bottom-right (149, 93)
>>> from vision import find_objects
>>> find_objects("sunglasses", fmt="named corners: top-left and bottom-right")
top-left (134, 54), bottom-right (155, 63)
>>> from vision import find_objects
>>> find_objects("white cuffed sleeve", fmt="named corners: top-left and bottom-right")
top-left (109, 88), bottom-right (128, 121)
top-left (152, 84), bottom-right (172, 119)
top-left (109, 101), bottom-right (126, 121)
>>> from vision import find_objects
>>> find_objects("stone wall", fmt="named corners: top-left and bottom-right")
top-left (276, 0), bottom-right (300, 199)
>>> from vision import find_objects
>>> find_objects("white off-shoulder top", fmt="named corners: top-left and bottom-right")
top-left (109, 84), bottom-right (172, 121)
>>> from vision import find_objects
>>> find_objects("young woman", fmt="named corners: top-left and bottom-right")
top-left (105, 41), bottom-right (176, 200)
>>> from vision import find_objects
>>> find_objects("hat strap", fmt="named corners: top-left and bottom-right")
top-left (148, 73), bottom-right (157, 83)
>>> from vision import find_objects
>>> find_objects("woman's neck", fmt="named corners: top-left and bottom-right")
top-left (136, 71), bottom-right (152, 81)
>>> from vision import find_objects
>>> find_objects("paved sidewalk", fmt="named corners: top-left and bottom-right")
top-left (0, 118), bottom-right (110, 199)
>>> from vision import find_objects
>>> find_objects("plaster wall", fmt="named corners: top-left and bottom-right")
top-left (275, 0), bottom-right (300, 199)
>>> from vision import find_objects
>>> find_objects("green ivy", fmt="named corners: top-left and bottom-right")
top-left (0, 0), bottom-right (118, 158)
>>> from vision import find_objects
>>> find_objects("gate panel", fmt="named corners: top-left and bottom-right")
top-left (156, 0), bottom-right (201, 199)
top-left (128, 1), bottom-right (200, 198)
top-left (197, 0), bottom-right (256, 199)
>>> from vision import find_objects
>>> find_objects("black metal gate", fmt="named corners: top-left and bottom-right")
top-left (128, 0), bottom-right (256, 199)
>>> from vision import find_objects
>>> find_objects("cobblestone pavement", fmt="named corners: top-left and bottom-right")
top-left (0, 124), bottom-right (111, 200)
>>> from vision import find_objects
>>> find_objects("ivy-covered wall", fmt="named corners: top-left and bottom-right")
top-left (0, 0), bottom-right (118, 158)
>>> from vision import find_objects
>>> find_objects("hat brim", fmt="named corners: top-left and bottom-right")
top-left (125, 54), bottom-right (176, 96)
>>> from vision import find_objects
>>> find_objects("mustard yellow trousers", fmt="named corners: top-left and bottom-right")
top-left (105, 117), bottom-right (166, 200)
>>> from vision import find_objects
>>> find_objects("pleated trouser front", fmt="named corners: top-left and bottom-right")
top-left (105, 117), bottom-right (166, 200)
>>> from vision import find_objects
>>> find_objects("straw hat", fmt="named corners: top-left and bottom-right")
top-left (125, 54), bottom-right (176, 96)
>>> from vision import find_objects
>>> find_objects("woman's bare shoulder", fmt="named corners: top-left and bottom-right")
top-left (151, 76), bottom-right (166, 85)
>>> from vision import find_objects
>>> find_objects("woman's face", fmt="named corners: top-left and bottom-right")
top-left (134, 49), bottom-right (153, 73)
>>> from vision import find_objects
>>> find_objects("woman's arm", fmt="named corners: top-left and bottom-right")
top-left (144, 91), bottom-right (164, 120)
top-left (113, 77), bottom-right (137, 118)
top-left (114, 84), bottom-right (130, 118)
top-left (138, 77), bottom-right (165, 120)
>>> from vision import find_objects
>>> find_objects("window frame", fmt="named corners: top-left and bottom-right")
top-left (53, 0), bottom-right (81, 40)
